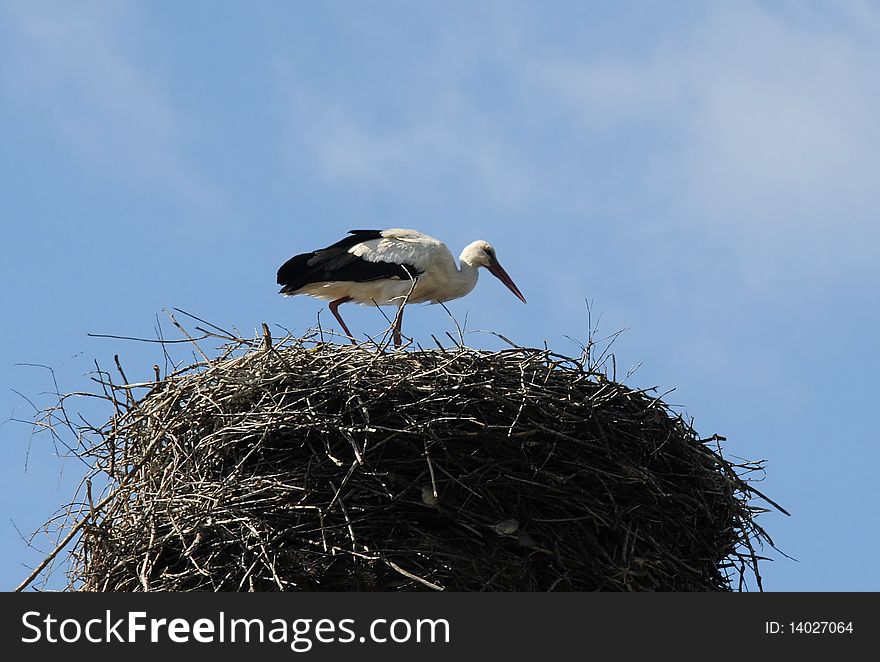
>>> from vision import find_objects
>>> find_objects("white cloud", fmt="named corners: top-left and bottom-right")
top-left (279, 92), bottom-right (535, 209)
top-left (686, 9), bottom-right (880, 225)
top-left (519, 2), bottom-right (880, 303)
top-left (274, 31), bottom-right (537, 212)
top-left (1, 1), bottom-right (224, 219)
top-left (531, 3), bottom-right (880, 232)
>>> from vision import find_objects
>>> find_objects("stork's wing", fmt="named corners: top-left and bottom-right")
top-left (351, 230), bottom-right (448, 270)
top-left (277, 230), bottom-right (424, 295)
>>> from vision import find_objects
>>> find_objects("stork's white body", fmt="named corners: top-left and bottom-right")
top-left (294, 229), bottom-right (478, 306)
top-left (277, 228), bottom-right (525, 346)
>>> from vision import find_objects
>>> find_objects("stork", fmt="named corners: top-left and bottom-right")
top-left (277, 229), bottom-right (526, 346)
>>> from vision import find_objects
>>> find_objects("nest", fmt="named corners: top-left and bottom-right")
top-left (28, 331), bottom-right (780, 592)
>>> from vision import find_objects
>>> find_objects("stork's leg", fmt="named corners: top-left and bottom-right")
top-left (328, 296), bottom-right (356, 344)
top-left (392, 304), bottom-right (404, 348)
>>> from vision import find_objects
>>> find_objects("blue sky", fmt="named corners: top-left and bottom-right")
top-left (2, 0), bottom-right (878, 591)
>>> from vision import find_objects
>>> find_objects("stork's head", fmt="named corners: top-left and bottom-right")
top-left (461, 240), bottom-right (527, 304)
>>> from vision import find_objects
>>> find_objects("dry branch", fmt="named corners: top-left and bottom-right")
top-left (21, 330), bottom-right (781, 591)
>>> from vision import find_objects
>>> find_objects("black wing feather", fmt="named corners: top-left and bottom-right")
top-left (277, 230), bottom-right (421, 294)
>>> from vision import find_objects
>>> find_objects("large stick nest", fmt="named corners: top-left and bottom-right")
top-left (47, 333), bottom-right (777, 591)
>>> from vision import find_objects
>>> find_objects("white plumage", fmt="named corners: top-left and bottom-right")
top-left (277, 228), bottom-right (526, 346)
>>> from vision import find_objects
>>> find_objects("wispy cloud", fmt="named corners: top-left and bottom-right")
top-left (273, 11), bottom-right (539, 214)
top-left (281, 93), bottom-right (532, 206)
top-left (529, 3), bottom-right (880, 240)
top-left (0, 1), bottom-right (224, 220)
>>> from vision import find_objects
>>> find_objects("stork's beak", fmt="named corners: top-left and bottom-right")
top-left (488, 261), bottom-right (527, 304)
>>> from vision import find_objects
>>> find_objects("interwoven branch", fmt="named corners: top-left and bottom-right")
top-left (22, 331), bottom-right (779, 592)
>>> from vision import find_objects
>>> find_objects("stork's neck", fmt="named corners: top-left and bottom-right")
top-left (452, 249), bottom-right (480, 299)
